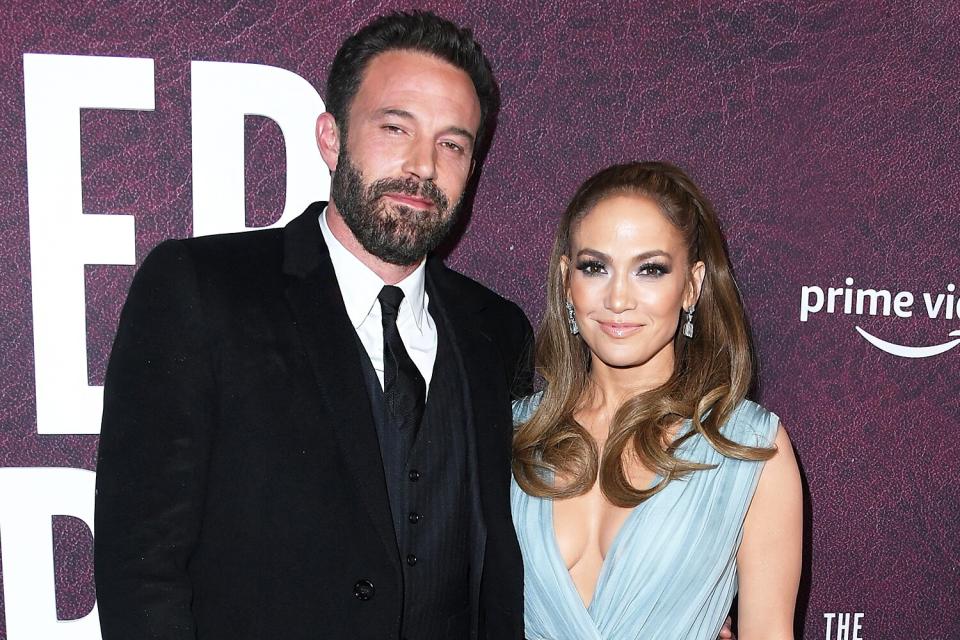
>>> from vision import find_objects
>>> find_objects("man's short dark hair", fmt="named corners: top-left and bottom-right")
top-left (326, 10), bottom-right (499, 156)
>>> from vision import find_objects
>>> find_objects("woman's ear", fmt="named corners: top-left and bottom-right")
top-left (685, 261), bottom-right (706, 309)
top-left (560, 254), bottom-right (571, 301)
top-left (315, 112), bottom-right (341, 172)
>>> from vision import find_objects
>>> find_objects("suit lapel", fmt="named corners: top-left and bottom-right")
top-left (426, 258), bottom-right (510, 625)
top-left (282, 205), bottom-right (398, 562)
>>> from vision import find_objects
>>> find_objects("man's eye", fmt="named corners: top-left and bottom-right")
top-left (440, 140), bottom-right (464, 153)
top-left (576, 260), bottom-right (605, 275)
top-left (383, 125), bottom-right (405, 135)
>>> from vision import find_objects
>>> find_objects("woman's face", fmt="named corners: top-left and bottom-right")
top-left (564, 194), bottom-right (704, 376)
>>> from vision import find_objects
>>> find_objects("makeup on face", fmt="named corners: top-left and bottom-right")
top-left (566, 195), bottom-right (699, 374)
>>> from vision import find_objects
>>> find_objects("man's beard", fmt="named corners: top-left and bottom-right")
top-left (330, 150), bottom-right (462, 266)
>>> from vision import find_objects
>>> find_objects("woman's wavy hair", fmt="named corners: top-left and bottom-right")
top-left (512, 161), bottom-right (774, 507)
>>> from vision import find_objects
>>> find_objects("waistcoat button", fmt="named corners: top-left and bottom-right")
top-left (353, 579), bottom-right (375, 601)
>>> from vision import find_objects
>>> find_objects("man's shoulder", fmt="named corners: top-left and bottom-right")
top-left (178, 226), bottom-right (285, 262)
top-left (128, 228), bottom-right (290, 313)
top-left (436, 263), bottom-right (535, 396)
top-left (431, 260), bottom-right (526, 318)
top-left (144, 227), bottom-right (286, 279)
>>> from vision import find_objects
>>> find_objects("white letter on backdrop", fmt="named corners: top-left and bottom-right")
top-left (0, 467), bottom-right (99, 639)
top-left (191, 61), bottom-right (328, 237)
top-left (24, 53), bottom-right (154, 435)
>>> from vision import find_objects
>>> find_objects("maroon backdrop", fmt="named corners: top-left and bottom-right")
top-left (1, 1), bottom-right (958, 638)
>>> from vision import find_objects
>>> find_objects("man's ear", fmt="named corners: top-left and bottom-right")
top-left (316, 112), bottom-right (341, 172)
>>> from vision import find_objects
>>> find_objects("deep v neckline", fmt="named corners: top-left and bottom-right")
top-left (529, 405), bottom-right (687, 616)
top-left (546, 496), bottom-right (647, 612)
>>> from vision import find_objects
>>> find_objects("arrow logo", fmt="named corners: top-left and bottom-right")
top-left (855, 327), bottom-right (960, 358)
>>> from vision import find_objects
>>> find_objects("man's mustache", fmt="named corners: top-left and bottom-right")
top-left (370, 177), bottom-right (449, 211)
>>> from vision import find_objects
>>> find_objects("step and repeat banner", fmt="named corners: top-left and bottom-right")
top-left (0, 1), bottom-right (957, 638)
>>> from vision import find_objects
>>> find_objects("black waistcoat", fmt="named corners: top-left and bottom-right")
top-left (356, 319), bottom-right (472, 639)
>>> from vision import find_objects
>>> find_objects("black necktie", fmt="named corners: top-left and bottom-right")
top-left (378, 286), bottom-right (426, 437)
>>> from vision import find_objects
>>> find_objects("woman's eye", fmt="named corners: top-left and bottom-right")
top-left (576, 260), bottom-right (606, 276)
top-left (637, 263), bottom-right (669, 277)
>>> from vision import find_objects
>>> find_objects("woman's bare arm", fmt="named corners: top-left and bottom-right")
top-left (736, 424), bottom-right (803, 639)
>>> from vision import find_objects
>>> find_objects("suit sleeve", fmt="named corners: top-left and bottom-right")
top-left (94, 239), bottom-right (215, 640)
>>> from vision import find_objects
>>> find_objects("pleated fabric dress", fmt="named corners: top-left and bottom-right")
top-left (511, 394), bottom-right (779, 640)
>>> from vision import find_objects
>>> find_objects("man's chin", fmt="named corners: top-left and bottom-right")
top-left (370, 248), bottom-right (423, 267)
top-left (357, 232), bottom-right (425, 266)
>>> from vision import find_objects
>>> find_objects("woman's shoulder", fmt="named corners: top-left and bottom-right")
top-left (511, 391), bottom-right (544, 426)
top-left (721, 399), bottom-right (781, 447)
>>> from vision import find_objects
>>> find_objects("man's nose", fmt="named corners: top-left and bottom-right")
top-left (401, 136), bottom-right (438, 182)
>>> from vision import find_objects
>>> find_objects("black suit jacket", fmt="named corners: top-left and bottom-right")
top-left (94, 203), bottom-right (533, 640)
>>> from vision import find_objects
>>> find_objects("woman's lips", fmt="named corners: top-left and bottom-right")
top-left (384, 193), bottom-right (435, 210)
top-left (597, 321), bottom-right (644, 338)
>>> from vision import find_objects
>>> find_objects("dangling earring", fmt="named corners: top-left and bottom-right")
top-left (683, 305), bottom-right (695, 338)
top-left (565, 301), bottom-right (579, 335)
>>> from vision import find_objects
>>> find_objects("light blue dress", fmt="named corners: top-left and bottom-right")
top-left (511, 394), bottom-right (779, 640)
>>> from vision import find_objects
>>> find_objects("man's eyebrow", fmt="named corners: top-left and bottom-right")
top-left (378, 107), bottom-right (415, 120)
top-left (442, 126), bottom-right (475, 144)
top-left (376, 108), bottom-right (475, 144)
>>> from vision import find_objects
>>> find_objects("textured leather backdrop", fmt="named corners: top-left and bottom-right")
top-left (1, 1), bottom-right (958, 638)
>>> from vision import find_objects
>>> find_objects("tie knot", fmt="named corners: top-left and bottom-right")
top-left (378, 285), bottom-right (405, 316)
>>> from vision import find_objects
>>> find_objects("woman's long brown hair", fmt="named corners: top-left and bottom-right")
top-left (512, 161), bottom-right (774, 507)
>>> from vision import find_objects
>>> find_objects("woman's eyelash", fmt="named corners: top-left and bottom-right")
top-left (575, 260), bottom-right (671, 277)
top-left (637, 262), bottom-right (670, 276)
top-left (575, 260), bottom-right (605, 275)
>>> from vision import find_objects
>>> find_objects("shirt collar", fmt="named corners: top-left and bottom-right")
top-left (319, 207), bottom-right (427, 331)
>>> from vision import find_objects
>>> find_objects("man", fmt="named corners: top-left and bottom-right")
top-left (95, 12), bottom-right (531, 640)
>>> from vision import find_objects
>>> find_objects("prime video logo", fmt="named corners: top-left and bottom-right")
top-left (800, 278), bottom-right (960, 358)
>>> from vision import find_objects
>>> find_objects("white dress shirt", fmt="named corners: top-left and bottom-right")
top-left (319, 209), bottom-right (438, 393)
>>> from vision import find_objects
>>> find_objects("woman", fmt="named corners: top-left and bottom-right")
top-left (512, 162), bottom-right (802, 639)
